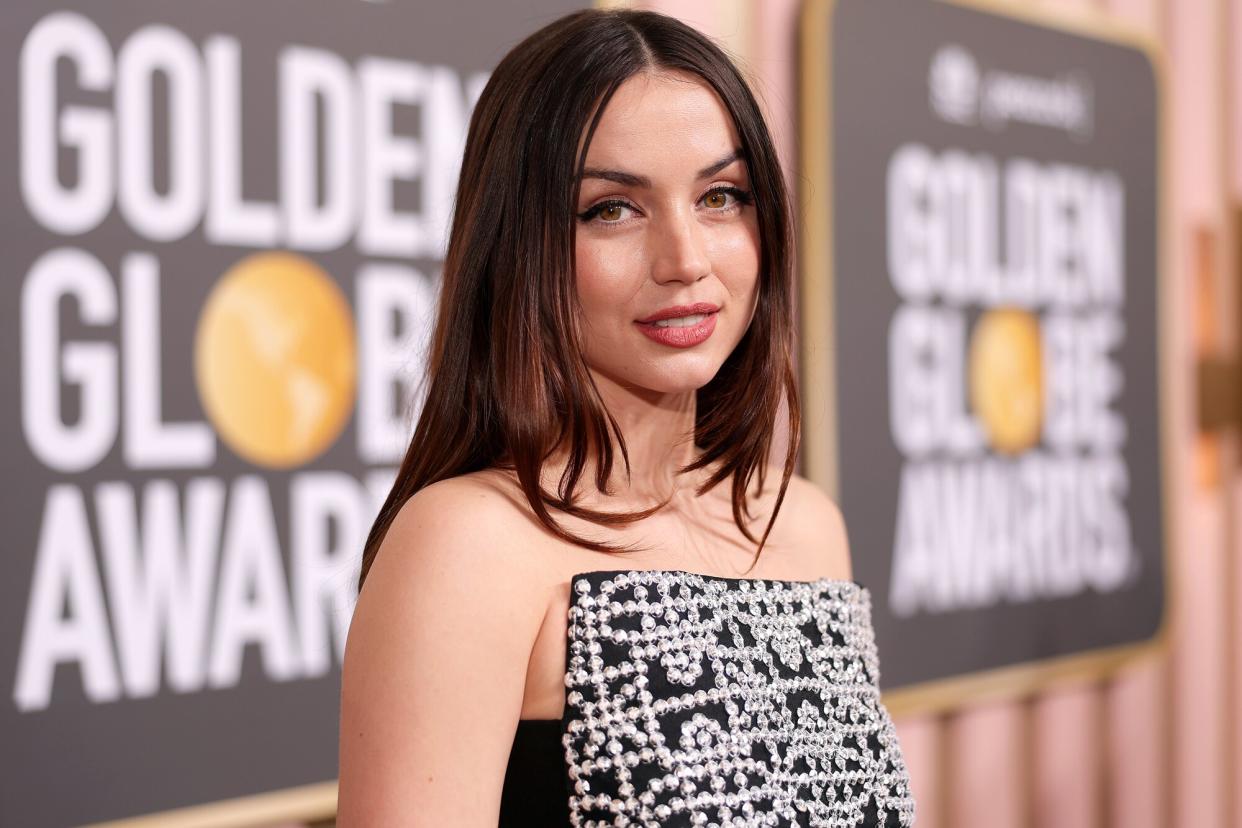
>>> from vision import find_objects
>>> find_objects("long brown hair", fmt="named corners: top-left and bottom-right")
top-left (357, 8), bottom-right (799, 593)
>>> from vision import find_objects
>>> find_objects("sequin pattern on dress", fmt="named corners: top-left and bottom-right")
top-left (561, 569), bottom-right (917, 827)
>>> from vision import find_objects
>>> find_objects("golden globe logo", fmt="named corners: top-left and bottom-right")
top-left (927, 41), bottom-right (1095, 141)
top-left (929, 45), bottom-right (979, 126)
top-left (969, 308), bottom-right (1044, 455)
top-left (884, 141), bottom-right (1136, 615)
top-left (196, 252), bottom-right (357, 469)
top-left (13, 9), bottom-right (473, 712)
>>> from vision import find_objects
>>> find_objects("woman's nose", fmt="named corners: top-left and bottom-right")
top-left (652, 210), bottom-right (711, 284)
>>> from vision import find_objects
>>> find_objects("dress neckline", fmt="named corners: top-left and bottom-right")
top-left (516, 567), bottom-right (867, 725)
top-left (569, 567), bottom-right (866, 590)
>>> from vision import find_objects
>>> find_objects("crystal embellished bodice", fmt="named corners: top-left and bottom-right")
top-left (500, 568), bottom-right (917, 827)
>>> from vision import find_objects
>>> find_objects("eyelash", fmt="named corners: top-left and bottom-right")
top-left (576, 185), bottom-right (753, 226)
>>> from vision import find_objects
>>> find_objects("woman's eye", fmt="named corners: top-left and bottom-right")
top-left (702, 186), bottom-right (753, 211)
top-left (578, 200), bottom-right (635, 224)
top-left (576, 186), bottom-right (752, 226)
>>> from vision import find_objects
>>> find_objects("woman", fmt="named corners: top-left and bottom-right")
top-left (338, 8), bottom-right (916, 827)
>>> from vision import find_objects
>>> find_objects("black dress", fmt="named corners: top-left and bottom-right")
top-left (499, 569), bottom-right (916, 827)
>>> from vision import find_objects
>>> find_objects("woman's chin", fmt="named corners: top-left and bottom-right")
top-left (633, 363), bottom-right (723, 394)
top-left (586, 347), bottom-right (728, 395)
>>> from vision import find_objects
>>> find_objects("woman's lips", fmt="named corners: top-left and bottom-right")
top-left (634, 311), bottom-right (718, 348)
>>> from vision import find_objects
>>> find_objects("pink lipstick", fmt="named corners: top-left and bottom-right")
top-left (634, 302), bottom-right (719, 348)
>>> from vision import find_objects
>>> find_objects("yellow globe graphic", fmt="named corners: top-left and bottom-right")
top-left (968, 307), bottom-right (1044, 455)
top-left (195, 252), bottom-right (356, 469)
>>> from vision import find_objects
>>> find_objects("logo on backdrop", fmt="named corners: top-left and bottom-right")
top-left (884, 142), bottom-right (1134, 616)
top-left (11, 9), bottom-right (481, 713)
top-left (928, 45), bottom-right (979, 126)
top-left (928, 44), bottom-right (1095, 141)
top-left (826, 0), bottom-right (1163, 693)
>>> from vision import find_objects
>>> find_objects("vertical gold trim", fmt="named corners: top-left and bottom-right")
top-left (797, 0), bottom-right (840, 500)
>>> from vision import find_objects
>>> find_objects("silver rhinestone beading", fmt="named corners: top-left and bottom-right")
top-left (561, 569), bottom-right (917, 827)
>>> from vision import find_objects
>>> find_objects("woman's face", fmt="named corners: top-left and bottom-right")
top-left (573, 70), bottom-right (761, 396)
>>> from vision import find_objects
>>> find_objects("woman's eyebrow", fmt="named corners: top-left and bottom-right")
top-left (577, 148), bottom-right (744, 188)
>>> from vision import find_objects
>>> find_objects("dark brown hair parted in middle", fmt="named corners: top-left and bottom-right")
top-left (357, 8), bottom-right (799, 593)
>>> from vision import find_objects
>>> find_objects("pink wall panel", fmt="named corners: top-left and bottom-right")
top-left (1173, 497), bottom-right (1230, 825)
top-left (947, 703), bottom-right (1027, 827)
top-left (891, 717), bottom-right (943, 828)
top-left (1232, 0), bottom-right (1242, 196)
top-left (748, 0), bottom-right (800, 185)
top-left (1105, 660), bottom-right (1167, 828)
top-left (1031, 682), bottom-right (1098, 828)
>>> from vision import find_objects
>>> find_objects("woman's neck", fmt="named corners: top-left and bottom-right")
top-left (543, 371), bottom-right (710, 506)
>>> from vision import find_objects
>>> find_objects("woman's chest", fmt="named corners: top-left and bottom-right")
top-left (511, 569), bottom-right (916, 827)
top-left (517, 533), bottom-right (813, 721)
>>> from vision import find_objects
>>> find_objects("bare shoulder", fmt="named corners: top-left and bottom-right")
top-left (376, 473), bottom-right (545, 584)
top-left (338, 474), bottom-right (548, 825)
top-left (766, 471), bottom-right (854, 582)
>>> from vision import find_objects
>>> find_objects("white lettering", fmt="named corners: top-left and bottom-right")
top-left (115, 25), bottom-right (205, 241)
top-left (20, 11), bottom-right (114, 235)
top-left (887, 142), bottom-right (1124, 309)
top-left (208, 475), bottom-right (301, 687)
top-left (96, 479), bottom-right (224, 696)
top-left (121, 252), bottom-right (216, 468)
top-left (21, 248), bottom-right (118, 472)
top-left (14, 486), bottom-right (120, 711)
top-left (204, 35), bottom-right (279, 247)
top-left (355, 263), bottom-right (438, 463)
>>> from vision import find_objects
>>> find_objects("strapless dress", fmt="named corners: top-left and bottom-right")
top-left (498, 568), bottom-right (916, 826)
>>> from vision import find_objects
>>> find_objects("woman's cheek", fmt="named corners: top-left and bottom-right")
top-left (716, 230), bottom-right (760, 297)
top-left (574, 264), bottom-right (624, 353)
top-left (574, 242), bottom-right (607, 299)
top-left (577, 242), bottom-right (640, 313)
top-left (715, 222), bottom-right (760, 260)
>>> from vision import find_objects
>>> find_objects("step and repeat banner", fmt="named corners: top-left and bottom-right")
top-left (800, 0), bottom-right (1167, 713)
top-left (1, 1), bottom-right (582, 825)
